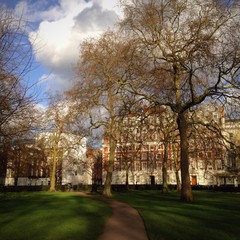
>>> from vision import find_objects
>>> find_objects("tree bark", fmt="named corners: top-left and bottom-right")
top-left (162, 142), bottom-right (169, 193)
top-left (177, 112), bottom-right (193, 202)
top-left (103, 138), bottom-right (116, 197)
top-left (49, 159), bottom-right (57, 192)
top-left (175, 169), bottom-right (181, 192)
top-left (103, 171), bottom-right (112, 197)
top-left (173, 144), bottom-right (181, 191)
top-left (49, 137), bottom-right (58, 192)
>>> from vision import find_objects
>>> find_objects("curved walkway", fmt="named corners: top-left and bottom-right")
top-left (76, 192), bottom-right (149, 240)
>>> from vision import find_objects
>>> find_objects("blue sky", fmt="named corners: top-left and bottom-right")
top-left (1, 0), bottom-right (122, 105)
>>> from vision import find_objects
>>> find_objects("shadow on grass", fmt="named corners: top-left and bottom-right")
top-left (0, 192), bottom-right (111, 240)
top-left (113, 190), bottom-right (240, 240)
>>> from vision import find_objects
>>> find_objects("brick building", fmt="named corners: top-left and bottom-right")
top-left (102, 106), bottom-right (240, 187)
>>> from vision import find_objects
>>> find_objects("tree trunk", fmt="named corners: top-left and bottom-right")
top-left (175, 170), bottom-right (181, 191)
top-left (50, 139), bottom-right (58, 192)
top-left (49, 161), bottom-right (56, 192)
top-left (103, 171), bottom-right (112, 197)
top-left (14, 177), bottom-right (18, 187)
top-left (173, 144), bottom-right (181, 191)
top-left (162, 142), bottom-right (169, 193)
top-left (103, 138), bottom-right (116, 197)
top-left (177, 112), bottom-right (193, 202)
top-left (125, 164), bottom-right (129, 191)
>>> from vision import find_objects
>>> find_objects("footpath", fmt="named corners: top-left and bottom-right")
top-left (76, 192), bottom-right (149, 240)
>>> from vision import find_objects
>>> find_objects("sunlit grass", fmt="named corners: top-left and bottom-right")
top-left (0, 192), bottom-right (111, 240)
top-left (113, 190), bottom-right (240, 240)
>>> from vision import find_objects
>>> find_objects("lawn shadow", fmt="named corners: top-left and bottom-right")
top-left (0, 192), bottom-right (111, 240)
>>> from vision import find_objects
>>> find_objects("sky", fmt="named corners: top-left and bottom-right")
top-left (1, 0), bottom-right (122, 105)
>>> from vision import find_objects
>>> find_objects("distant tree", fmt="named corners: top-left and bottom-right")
top-left (116, 115), bottom-right (143, 190)
top-left (3, 136), bottom-right (47, 186)
top-left (86, 147), bottom-right (103, 192)
top-left (119, 0), bottom-right (240, 202)
top-left (38, 96), bottom-right (86, 192)
top-left (153, 107), bottom-right (178, 193)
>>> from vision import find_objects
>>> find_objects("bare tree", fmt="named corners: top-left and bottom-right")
top-left (69, 31), bottom-right (134, 197)
top-left (0, 7), bottom-right (35, 139)
top-left (119, 0), bottom-right (240, 202)
top-left (115, 114), bottom-right (143, 190)
top-left (37, 95), bottom-right (87, 192)
top-left (152, 107), bottom-right (179, 193)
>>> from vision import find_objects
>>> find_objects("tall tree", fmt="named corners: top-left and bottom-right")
top-left (69, 31), bottom-right (133, 197)
top-left (119, 0), bottom-right (240, 202)
top-left (0, 7), bottom-right (34, 139)
top-left (153, 107), bottom-right (178, 193)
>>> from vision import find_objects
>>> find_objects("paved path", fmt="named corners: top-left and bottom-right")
top-left (76, 192), bottom-right (149, 240)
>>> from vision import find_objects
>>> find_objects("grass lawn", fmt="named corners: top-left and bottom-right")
top-left (0, 192), bottom-right (111, 240)
top-left (113, 190), bottom-right (240, 240)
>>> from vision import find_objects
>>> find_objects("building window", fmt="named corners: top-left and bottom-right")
top-left (156, 162), bottom-right (162, 171)
top-left (158, 144), bottom-right (163, 150)
top-left (216, 160), bottom-right (222, 170)
top-left (229, 154), bottom-right (236, 168)
top-left (189, 152), bottom-right (194, 159)
top-left (117, 146), bottom-right (122, 151)
top-left (136, 145), bottom-right (141, 151)
top-left (142, 153), bottom-right (147, 160)
top-left (116, 156), bottom-right (122, 162)
top-left (128, 145), bottom-right (133, 151)
top-left (207, 152), bottom-right (212, 159)
top-left (207, 161), bottom-right (213, 170)
top-left (114, 163), bottom-right (119, 171)
top-left (150, 145), bottom-right (155, 151)
top-left (215, 149), bottom-right (221, 158)
top-left (142, 162), bottom-right (147, 171)
top-left (198, 160), bottom-right (204, 169)
top-left (191, 160), bottom-right (196, 169)
top-left (142, 145), bottom-right (148, 151)
top-left (78, 166), bottom-right (84, 175)
top-left (135, 162), bottom-right (140, 171)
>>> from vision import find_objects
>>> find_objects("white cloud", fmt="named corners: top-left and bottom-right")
top-left (28, 0), bottom-right (122, 92)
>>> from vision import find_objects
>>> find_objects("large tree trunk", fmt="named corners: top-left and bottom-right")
top-left (49, 160), bottom-right (57, 192)
top-left (103, 138), bottom-right (116, 197)
top-left (103, 171), bottom-right (112, 197)
top-left (177, 112), bottom-right (193, 202)
top-left (162, 142), bottom-right (169, 193)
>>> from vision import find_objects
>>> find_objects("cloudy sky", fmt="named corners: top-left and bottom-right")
top-left (2, 0), bottom-right (122, 103)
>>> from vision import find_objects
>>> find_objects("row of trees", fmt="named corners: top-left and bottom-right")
top-left (0, 7), bottom-right (88, 192)
top-left (0, 6), bottom-right (38, 185)
top-left (67, 0), bottom-right (240, 202)
top-left (1, 1), bottom-right (240, 202)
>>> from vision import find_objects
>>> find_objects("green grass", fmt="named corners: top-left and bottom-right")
top-left (0, 192), bottom-right (111, 240)
top-left (113, 190), bottom-right (240, 240)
